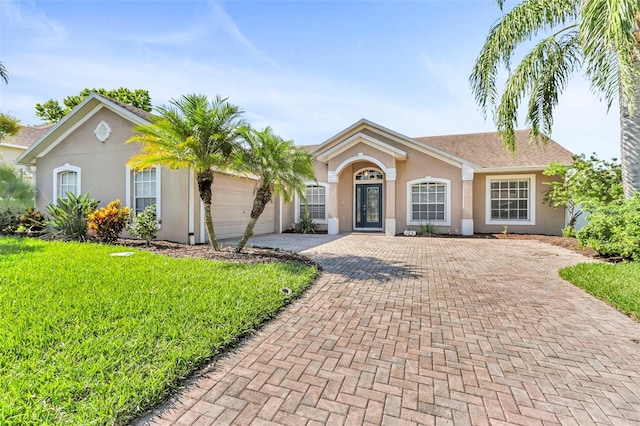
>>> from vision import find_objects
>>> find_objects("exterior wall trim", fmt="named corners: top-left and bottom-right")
top-left (52, 163), bottom-right (81, 204)
top-left (316, 132), bottom-right (407, 162)
top-left (330, 154), bottom-right (396, 183)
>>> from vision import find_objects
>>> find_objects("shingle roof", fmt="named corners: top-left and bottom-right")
top-left (1, 124), bottom-right (54, 148)
top-left (413, 130), bottom-right (574, 169)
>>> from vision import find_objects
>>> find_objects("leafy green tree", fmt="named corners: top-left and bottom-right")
top-left (0, 112), bottom-right (20, 140)
top-left (470, 0), bottom-right (640, 197)
top-left (234, 127), bottom-right (315, 253)
top-left (0, 164), bottom-right (34, 212)
top-left (543, 154), bottom-right (623, 233)
top-left (127, 94), bottom-right (245, 250)
top-left (35, 88), bottom-right (152, 123)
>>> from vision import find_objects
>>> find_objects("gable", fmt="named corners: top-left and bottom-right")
top-left (16, 94), bottom-right (148, 165)
top-left (312, 119), bottom-right (473, 169)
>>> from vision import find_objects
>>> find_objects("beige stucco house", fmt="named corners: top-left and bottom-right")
top-left (16, 93), bottom-right (574, 244)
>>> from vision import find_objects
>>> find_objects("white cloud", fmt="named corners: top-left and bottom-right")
top-left (0, 0), bottom-right (66, 44)
top-left (208, 1), bottom-right (283, 70)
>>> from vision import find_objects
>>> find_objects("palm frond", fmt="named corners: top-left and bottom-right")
top-left (470, 0), bottom-right (578, 119)
top-left (580, 0), bottom-right (640, 112)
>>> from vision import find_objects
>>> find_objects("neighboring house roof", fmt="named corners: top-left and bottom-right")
top-left (0, 124), bottom-right (53, 149)
top-left (414, 130), bottom-right (574, 170)
top-left (16, 93), bottom-right (150, 165)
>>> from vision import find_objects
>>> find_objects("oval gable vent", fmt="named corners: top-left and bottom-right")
top-left (94, 121), bottom-right (112, 142)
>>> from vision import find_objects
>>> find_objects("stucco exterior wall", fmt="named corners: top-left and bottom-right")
top-left (473, 171), bottom-right (566, 235)
top-left (34, 107), bottom-right (191, 243)
top-left (394, 146), bottom-right (462, 234)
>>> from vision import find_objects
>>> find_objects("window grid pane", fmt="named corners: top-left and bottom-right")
top-left (490, 179), bottom-right (529, 220)
top-left (134, 169), bottom-right (157, 214)
top-left (300, 185), bottom-right (326, 220)
top-left (58, 171), bottom-right (78, 199)
top-left (411, 182), bottom-right (446, 222)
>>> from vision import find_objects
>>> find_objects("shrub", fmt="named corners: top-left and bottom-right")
top-left (419, 222), bottom-right (437, 236)
top-left (0, 209), bottom-right (20, 235)
top-left (18, 208), bottom-right (46, 234)
top-left (577, 195), bottom-right (640, 261)
top-left (88, 200), bottom-right (131, 243)
top-left (295, 210), bottom-right (318, 234)
top-left (128, 204), bottom-right (159, 246)
top-left (46, 193), bottom-right (98, 241)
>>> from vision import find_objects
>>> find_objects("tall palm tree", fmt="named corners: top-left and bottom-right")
top-left (234, 126), bottom-right (315, 253)
top-left (470, 0), bottom-right (640, 197)
top-left (127, 94), bottom-right (245, 250)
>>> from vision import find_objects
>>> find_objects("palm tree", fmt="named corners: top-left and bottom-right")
top-left (0, 61), bottom-right (8, 84)
top-left (234, 126), bottom-right (315, 253)
top-left (127, 94), bottom-right (245, 249)
top-left (470, 0), bottom-right (640, 197)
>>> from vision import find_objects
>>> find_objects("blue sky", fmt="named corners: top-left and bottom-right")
top-left (0, 0), bottom-right (620, 160)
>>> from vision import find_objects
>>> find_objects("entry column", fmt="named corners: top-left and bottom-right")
top-left (327, 180), bottom-right (339, 235)
top-left (385, 168), bottom-right (397, 236)
top-left (462, 165), bottom-right (474, 235)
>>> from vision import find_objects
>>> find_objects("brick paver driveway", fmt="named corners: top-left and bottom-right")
top-left (138, 234), bottom-right (640, 425)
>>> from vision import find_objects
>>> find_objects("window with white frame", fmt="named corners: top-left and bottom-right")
top-left (301, 185), bottom-right (326, 220)
top-left (53, 164), bottom-right (81, 202)
top-left (295, 183), bottom-right (328, 223)
top-left (406, 178), bottom-right (451, 226)
top-left (486, 174), bottom-right (536, 225)
top-left (134, 168), bottom-right (157, 214)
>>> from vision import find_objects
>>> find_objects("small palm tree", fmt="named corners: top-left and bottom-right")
top-left (127, 94), bottom-right (245, 249)
top-left (234, 126), bottom-right (315, 253)
top-left (470, 0), bottom-right (640, 197)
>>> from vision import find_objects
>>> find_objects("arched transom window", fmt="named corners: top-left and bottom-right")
top-left (355, 169), bottom-right (383, 181)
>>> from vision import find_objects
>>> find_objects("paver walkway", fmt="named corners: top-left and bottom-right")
top-left (137, 234), bottom-right (640, 425)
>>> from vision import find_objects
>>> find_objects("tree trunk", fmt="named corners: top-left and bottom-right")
top-left (620, 94), bottom-right (640, 197)
top-left (235, 184), bottom-right (272, 253)
top-left (196, 169), bottom-right (219, 250)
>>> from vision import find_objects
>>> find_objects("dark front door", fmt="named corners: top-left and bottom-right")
top-left (355, 184), bottom-right (383, 229)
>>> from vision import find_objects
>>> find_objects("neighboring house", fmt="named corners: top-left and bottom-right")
top-left (1, 124), bottom-right (52, 179)
top-left (16, 93), bottom-right (574, 244)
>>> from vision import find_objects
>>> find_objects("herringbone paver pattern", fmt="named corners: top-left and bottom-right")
top-left (136, 234), bottom-right (640, 425)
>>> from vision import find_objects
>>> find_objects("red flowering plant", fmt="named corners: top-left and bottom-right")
top-left (87, 200), bottom-right (131, 243)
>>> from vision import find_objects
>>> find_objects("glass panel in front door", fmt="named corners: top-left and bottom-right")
top-left (366, 187), bottom-right (379, 223)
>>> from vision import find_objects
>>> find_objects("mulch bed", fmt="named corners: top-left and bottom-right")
top-left (489, 233), bottom-right (601, 259)
top-left (118, 239), bottom-right (316, 267)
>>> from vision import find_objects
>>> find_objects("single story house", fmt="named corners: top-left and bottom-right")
top-left (16, 93), bottom-right (573, 244)
top-left (1, 124), bottom-right (52, 180)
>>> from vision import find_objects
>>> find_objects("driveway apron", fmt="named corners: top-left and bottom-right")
top-left (137, 234), bottom-right (640, 426)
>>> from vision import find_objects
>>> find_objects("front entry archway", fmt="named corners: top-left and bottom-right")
top-left (354, 168), bottom-right (384, 230)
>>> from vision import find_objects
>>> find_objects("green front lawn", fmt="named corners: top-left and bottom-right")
top-left (560, 262), bottom-right (640, 320)
top-left (0, 237), bottom-right (317, 425)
